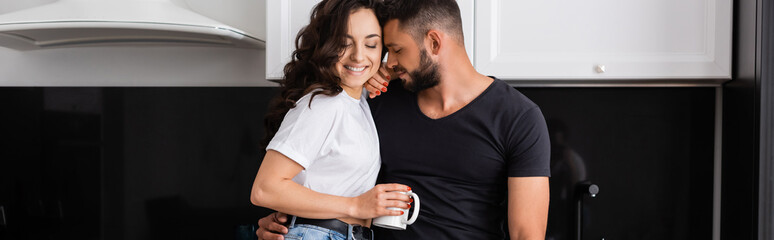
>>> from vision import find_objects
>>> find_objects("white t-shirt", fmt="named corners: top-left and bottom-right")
top-left (266, 89), bottom-right (381, 197)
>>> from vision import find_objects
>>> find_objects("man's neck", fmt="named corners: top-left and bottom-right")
top-left (417, 56), bottom-right (493, 119)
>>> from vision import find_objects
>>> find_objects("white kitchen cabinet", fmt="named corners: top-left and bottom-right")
top-left (267, 0), bottom-right (727, 84)
top-left (474, 0), bottom-right (732, 84)
top-left (265, 0), bottom-right (319, 80)
top-left (265, 0), bottom-right (475, 80)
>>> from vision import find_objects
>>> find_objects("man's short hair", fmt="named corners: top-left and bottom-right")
top-left (379, 0), bottom-right (464, 46)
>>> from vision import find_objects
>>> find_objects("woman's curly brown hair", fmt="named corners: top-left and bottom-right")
top-left (262, 0), bottom-right (382, 148)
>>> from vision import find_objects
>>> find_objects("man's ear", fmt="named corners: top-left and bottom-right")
top-left (425, 30), bottom-right (442, 55)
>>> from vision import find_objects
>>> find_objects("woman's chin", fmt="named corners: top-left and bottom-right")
top-left (341, 76), bottom-right (372, 87)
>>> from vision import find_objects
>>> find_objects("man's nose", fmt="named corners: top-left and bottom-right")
top-left (385, 53), bottom-right (397, 69)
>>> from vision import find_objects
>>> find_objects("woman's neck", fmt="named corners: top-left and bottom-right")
top-left (341, 84), bottom-right (362, 100)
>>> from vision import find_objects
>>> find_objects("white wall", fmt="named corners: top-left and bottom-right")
top-left (0, 46), bottom-right (276, 86)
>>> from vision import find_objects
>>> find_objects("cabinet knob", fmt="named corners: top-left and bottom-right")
top-left (595, 64), bottom-right (606, 73)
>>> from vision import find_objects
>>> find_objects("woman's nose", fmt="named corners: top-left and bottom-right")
top-left (349, 45), bottom-right (364, 62)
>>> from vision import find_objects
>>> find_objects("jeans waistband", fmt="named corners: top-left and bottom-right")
top-left (290, 216), bottom-right (373, 240)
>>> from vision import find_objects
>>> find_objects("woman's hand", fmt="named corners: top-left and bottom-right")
top-left (364, 65), bottom-right (394, 98)
top-left (349, 183), bottom-right (414, 219)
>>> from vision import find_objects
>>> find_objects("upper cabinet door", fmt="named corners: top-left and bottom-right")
top-left (266, 0), bottom-right (320, 80)
top-left (474, 0), bottom-right (732, 83)
top-left (266, 0), bottom-right (475, 80)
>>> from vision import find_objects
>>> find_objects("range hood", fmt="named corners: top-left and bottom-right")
top-left (0, 0), bottom-right (265, 50)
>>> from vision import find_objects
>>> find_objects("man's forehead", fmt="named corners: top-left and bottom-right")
top-left (383, 19), bottom-right (408, 44)
top-left (383, 19), bottom-right (402, 34)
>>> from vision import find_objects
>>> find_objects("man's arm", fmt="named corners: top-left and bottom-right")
top-left (507, 176), bottom-right (549, 240)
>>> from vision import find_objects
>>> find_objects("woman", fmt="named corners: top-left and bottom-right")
top-left (250, 0), bottom-right (411, 240)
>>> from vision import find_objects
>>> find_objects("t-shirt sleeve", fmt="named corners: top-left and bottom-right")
top-left (266, 96), bottom-right (339, 169)
top-left (506, 106), bottom-right (551, 177)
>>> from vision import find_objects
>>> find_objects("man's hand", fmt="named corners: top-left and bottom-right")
top-left (256, 212), bottom-right (289, 240)
top-left (364, 65), bottom-right (393, 98)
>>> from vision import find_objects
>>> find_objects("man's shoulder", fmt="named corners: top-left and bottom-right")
top-left (367, 80), bottom-right (412, 108)
top-left (481, 77), bottom-right (539, 114)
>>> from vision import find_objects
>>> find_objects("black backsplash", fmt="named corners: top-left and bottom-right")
top-left (520, 88), bottom-right (715, 240)
top-left (0, 87), bottom-right (715, 240)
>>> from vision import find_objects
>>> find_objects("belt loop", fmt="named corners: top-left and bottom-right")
top-left (289, 215), bottom-right (297, 228)
top-left (347, 224), bottom-right (355, 240)
top-left (370, 228), bottom-right (375, 240)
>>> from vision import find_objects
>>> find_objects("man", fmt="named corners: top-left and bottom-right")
top-left (257, 0), bottom-right (550, 239)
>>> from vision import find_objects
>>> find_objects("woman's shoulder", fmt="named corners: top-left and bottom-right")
top-left (290, 90), bottom-right (347, 117)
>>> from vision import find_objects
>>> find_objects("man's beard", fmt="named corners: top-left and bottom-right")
top-left (403, 49), bottom-right (440, 93)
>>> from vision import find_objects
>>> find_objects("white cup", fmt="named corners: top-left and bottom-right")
top-left (372, 191), bottom-right (420, 230)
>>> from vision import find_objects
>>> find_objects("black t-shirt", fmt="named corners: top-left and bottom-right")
top-left (367, 77), bottom-right (550, 239)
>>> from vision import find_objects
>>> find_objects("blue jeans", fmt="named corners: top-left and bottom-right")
top-left (284, 216), bottom-right (371, 240)
top-left (283, 224), bottom-right (347, 240)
